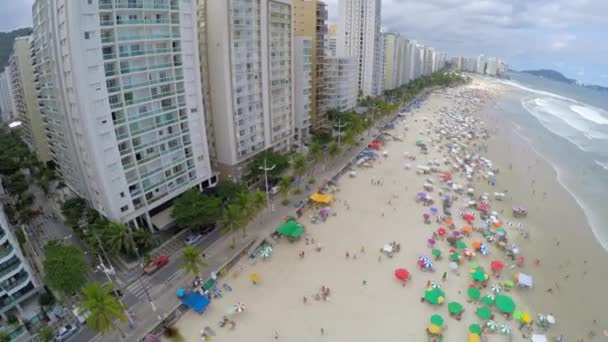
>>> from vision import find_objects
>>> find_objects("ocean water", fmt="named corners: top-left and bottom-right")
top-left (496, 72), bottom-right (608, 252)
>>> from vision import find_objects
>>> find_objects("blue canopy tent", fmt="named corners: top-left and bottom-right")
top-left (181, 292), bottom-right (210, 314)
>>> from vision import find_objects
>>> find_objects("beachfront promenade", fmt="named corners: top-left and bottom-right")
top-left (92, 114), bottom-right (398, 342)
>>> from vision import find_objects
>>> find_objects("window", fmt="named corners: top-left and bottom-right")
top-left (120, 192), bottom-right (125, 198)
top-left (84, 32), bottom-right (90, 40)
top-left (120, 205), bottom-right (129, 212)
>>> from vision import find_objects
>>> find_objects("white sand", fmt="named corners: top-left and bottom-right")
top-left (171, 81), bottom-right (550, 342)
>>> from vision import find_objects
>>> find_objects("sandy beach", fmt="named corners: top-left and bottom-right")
top-left (169, 78), bottom-right (606, 342)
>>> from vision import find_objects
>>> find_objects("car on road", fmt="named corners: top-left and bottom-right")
top-left (143, 255), bottom-right (169, 275)
top-left (109, 289), bottom-right (123, 298)
top-left (184, 234), bottom-right (203, 246)
top-left (270, 186), bottom-right (279, 196)
top-left (55, 324), bottom-right (78, 341)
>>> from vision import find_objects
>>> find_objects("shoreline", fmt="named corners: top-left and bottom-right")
top-left (167, 79), bottom-right (604, 341)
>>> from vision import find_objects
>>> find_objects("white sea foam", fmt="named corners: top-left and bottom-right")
top-left (595, 160), bottom-right (608, 171)
top-left (570, 105), bottom-right (608, 125)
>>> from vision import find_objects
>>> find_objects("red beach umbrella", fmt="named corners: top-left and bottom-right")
top-left (394, 268), bottom-right (410, 280)
top-left (478, 204), bottom-right (488, 211)
top-left (437, 227), bottom-right (447, 236)
top-left (490, 260), bottom-right (504, 272)
top-left (516, 256), bottom-right (525, 267)
top-left (463, 214), bottom-right (475, 222)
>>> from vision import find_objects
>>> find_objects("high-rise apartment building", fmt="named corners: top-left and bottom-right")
top-left (294, 37), bottom-right (312, 146)
top-left (326, 24), bottom-right (338, 57)
top-left (8, 36), bottom-right (51, 163)
top-left (382, 33), bottom-right (398, 90)
top-left (318, 56), bottom-right (357, 113)
top-left (395, 36), bottom-right (409, 86)
top-left (0, 68), bottom-right (16, 122)
top-left (337, 0), bottom-right (383, 97)
top-left (0, 203), bottom-right (41, 319)
top-left (204, 0), bottom-right (294, 178)
top-left (477, 55), bottom-right (486, 74)
top-left (32, 0), bottom-right (215, 229)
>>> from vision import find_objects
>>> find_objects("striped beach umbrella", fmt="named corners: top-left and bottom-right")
top-left (233, 302), bottom-right (246, 313)
top-left (431, 281), bottom-right (442, 289)
top-left (486, 320), bottom-right (498, 331)
top-left (500, 323), bottom-right (512, 335)
top-left (491, 284), bottom-right (502, 294)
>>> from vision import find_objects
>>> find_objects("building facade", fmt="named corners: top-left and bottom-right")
top-left (337, 0), bottom-right (383, 97)
top-left (0, 69), bottom-right (16, 122)
top-left (318, 56), bottom-right (357, 113)
top-left (293, 37), bottom-right (312, 147)
top-left (382, 32), bottom-right (398, 90)
top-left (204, 0), bottom-right (294, 178)
top-left (9, 36), bottom-right (51, 163)
top-left (0, 204), bottom-right (41, 319)
top-left (32, 0), bottom-right (215, 229)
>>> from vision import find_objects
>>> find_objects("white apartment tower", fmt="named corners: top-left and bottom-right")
top-left (0, 69), bottom-right (16, 122)
top-left (204, 0), bottom-right (294, 178)
top-left (31, 0), bottom-right (215, 230)
top-left (293, 37), bottom-right (312, 146)
top-left (337, 0), bottom-right (383, 97)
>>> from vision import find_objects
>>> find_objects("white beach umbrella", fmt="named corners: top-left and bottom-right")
top-left (486, 320), bottom-right (498, 331)
top-left (491, 284), bottom-right (502, 294)
top-left (233, 302), bottom-right (246, 313)
top-left (546, 314), bottom-right (556, 324)
top-left (431, 281), bottom-right (442, 289)
top-left (448, 262), bottom-right (458, 271)
top-left (500, 323), bottom-right (511, 335)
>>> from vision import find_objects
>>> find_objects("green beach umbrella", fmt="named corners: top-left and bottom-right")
top-left (476, 306), bottom-right (492, 320)
top-left (432, 248), bottom-right (442, 257)
top-left (416, 140), bottom-right (424, 146)
top-left (430, 314), bottom-right (444, 326)
top-left (425, 288), bottom-right (446, 305)
top-left (469, 323), bottom-right (482, 334)
top-left (495, 294), bottom-right (516, 313)
top-left (450, 253), bottom-right (460, 262)
top-left (448, 301), bottom-right (464, 314)
top-left (513, 310), bottom-right (524, 321)
top-left (483, 231), bottom-right (493, 237)
top-left (504, 280), bottom-right (515, 288)
top-left (467, 287), bottom-right (481, 300)
top-left (457, 240), bottom-right (467, 249)
top-left (471, 269), bottom-right (488, 282)
top-left (497, 228), bottom-right (507, 235)
top-left (481, 294), bottom-right (494, 306)
top-left (470, 262), bottom-right (480, 270)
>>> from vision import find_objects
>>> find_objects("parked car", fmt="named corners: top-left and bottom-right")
top-left (184, 234), bottom-right (203, 246)
top-left (55, 324), bottom-right (78, 341)
top-left (109, 289), bottom-right (123, 298)
top-left (270, 186), bottom-right (280, 196)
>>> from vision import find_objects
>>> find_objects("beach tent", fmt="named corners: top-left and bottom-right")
top-left (517, 273), bottom-right (533, 287)
top-left (202, 278), bottom-right (215, 291)
top-left (276, 220), bottom-right (304, 239)
top-left (181, 292), bottom-right (210, 314)
top-left (309, 192), bottom-right (333, 204)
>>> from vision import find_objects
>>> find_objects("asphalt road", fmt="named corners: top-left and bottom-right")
top-left (70, 227), bottom-right (222, 341)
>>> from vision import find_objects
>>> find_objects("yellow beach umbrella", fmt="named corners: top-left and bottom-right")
top-left (250, 273), bottom-right (261, 284)
top-left (522, 312), bottom-right (532, 324)
top-left (468, 333), bottom-right (481, 342)
top-left (427, 324), bottom-right (441, 334)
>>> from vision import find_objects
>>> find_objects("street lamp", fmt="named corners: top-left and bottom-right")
top-left (258, 156), bottom-right (276, 212)
top-left (334, 118), bottom-right (348, 148)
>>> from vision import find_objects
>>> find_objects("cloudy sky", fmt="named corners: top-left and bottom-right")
top-left (3, 0), bottom-right (607, 85)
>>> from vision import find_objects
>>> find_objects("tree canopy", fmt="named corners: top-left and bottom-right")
top-left (171, 189), bottom-right (222, 231)
top-left (61, 197), bottom-right (87, 228)
top-left (80, 282), bottom-right (126, 335)
top-left (180, 246), bottom-right (207, 277)
top-left (43, 241), bottom-right (88, 294)
top-left (245, 151), bottom-right (290, 181)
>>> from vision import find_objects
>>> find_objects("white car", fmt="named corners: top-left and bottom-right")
top-left (184, 234), bottom-right (203, 246)
top-left (55, 324), bottom-right (78, 341)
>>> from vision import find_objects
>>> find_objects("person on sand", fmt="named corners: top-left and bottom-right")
top-left (274, 331), bottom-right (279, 340)
top-left (361, 246), bottom-right (365, 253)
top-left (345, 251), bottom-right (350, 259)
top-left (303, 296), bottom-right (307, 304)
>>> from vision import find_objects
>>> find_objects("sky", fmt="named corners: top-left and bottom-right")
top-left (2, 0), bottom-right (607, 86)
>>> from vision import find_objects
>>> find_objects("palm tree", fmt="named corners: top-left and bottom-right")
top-left (291, 154), bottom-right (307, 184)
top-left (308, 142), bottom-right (323, 172)
top-left (278, 176), bottom-right (291, 202)
top-left (221, 204), bottom-right (245, 248)
top-left (180, 246), bottom-right (207, 277)
top-left (80, 282), bottom-right (126, 336)
top-left (104, 222), bottom-right (136, 255)
top-left (132, 229), bottom-right (158, 252)
top-left (328, 142), bottom-right (341, 163)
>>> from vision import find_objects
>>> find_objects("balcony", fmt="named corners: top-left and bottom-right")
top-left (116, 18), bottom-right (172, 25)
top-left (0, 244), bottom-right (15, 263)
top-left (0, 258), bottom-right (22, 280)
top-left (100, 20), bottom-right (114, 26)
top-left (101, 36), bottom-right (115, 44)
top-left (124, 91), bottom-right (176, 107)
top-left (122, 75), bottom-right (183, 91)
top-left (110, 101), bottom-right (124, 109)
top-left (103, 53), bottom-right (116, 60)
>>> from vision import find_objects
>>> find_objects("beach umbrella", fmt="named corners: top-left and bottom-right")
top-left (425, 287), bottom-right (445, 305)
top-left (448, 301), bottom-right (464, 314)
top-left (470, 262), bottom-right (480, 270)
top-left (424, 260), bottom-right (433, 269)
top-left (479, 245), bottom-right (489, 255)
top-left (431, 249), bottom-right (442, 257)
top-left (427, 324), bottom-right (441, 335)
top-left (490, 260), bottom-right (504, 272)
top-left (258, 245), bottom-right (272, 258)
top-left (431, 281), bottom-right (441, 289)
top-left (500, 323), bottom-right (512, 335)
top-left (471, 269), bottom-right (488, 282)
top-left (495, 295), bottom-right (516, 313)
top-left (427, 238), bottom-right (436, 246)
top-left (486, 320), bottom-right (498, 331)
top-left (394, 268), bottom-right (410, 280)
top-left (233, 302), bottom-right (246, 313)
top-left (448, 262), bottom-right (458, 271)
top-left (423, 213), bottom-right (430, 220)
top-left (452, 230), bottom-right (461, 237)
top-left (176, 288), bottom-right (186, 298)
top-left (418, 256), bottom-right (430, 262)
top-left (250, 273), bottom-right (261, 284)
top-left (463, 248), bottom-right (474, 257)
top-left (491, 284), bottom-right (502, 294)
top-left (517, 255), bottom-right (525, 267)
top-left (478, 203), bottom-right (488, 211)
top-left (546, 314), bottom-right (556, 325)
top-left (468, 333), bottom-right (481, 342)
top-left (430, 207), bottom-right (438, 214)
top-left (457, 240), bottom-right (467, 249)
top-left (504, 280), bottom-right (515, 288)
top-left (476, 306), bottom-right (492, 320)
top-left (430, 314), bottom-right (444, 326)
top-left (522, 312), bottom-right (532, 324)
top-left (462, 226), bottom-right (472, 234)
top-left (437, 227), bottom-right (447, 236)
top-left (467, 287), bottom-right (481, 300)
top-left (464, 214), bottom-right (475, 222)
top-left (469, 323), bottom-right (482, 334)
top-left (481, 294), bottom-right (494, 306)
top-left (450, 252), bottom-right (460, 262)
top-left (418, 192), bottom-right (428, 199)
top-left (513, 310), bottom-right (524, 321)
top-left (483, 231), bottom-right (493, 237)
top-left (496, 228), bottom-right (507, 236)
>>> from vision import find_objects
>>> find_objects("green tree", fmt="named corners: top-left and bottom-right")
top-left (233, 191), bottom-right (256, 223)
top-left (61, 198), bottom-right (86, 227)
top-left (215, 179), bottom-right (247, 203)
top-left (328, 142), bottom-right (341, 161)
top-left (171, 189), bottom-right (222, 231)
top-left (80, 282), bottom-right (126, 336)
top-left (308, 141), bottom-right (323, 166)
top-left (220, 204), bottom-right (245, 248)
top-left (278, 176), bottom-right (292, 201)
top-left (0, 332), bottom-right (8, 342)
top-left (103, 222), bottom-right (136, 255)
top-left (180, 246), bottom-right (207, 277)
top-left (132, 229), bottom-right (158, 252)
top-left (43, 241), bottom-right (88, 294)
top-left (342, 128), bottom-right (357, 148)
top-left (6, 173), bottom-right (28, 196)
top-left (39, 325), bottom-right (54, 342)
top-left (246, 151), bottom-right (290, 181)
top-left (291, 154), bottom-right (307, 186)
